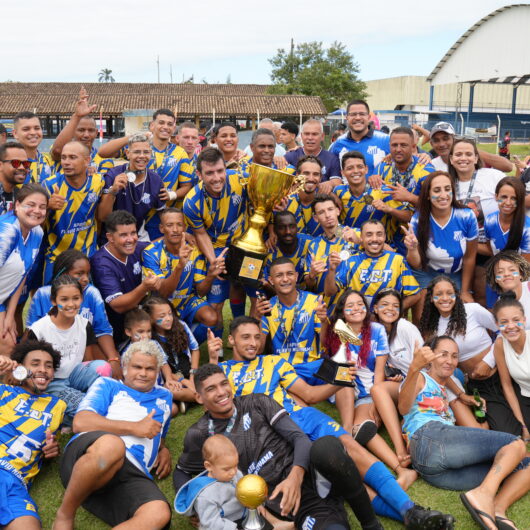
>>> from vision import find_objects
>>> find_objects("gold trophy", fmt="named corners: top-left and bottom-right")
top-left (236, 474), bottom-right (268, 530)
top-left (315, 319), bottom-right (361, 387)
top-left (226, 163), bottom-right (300, 288)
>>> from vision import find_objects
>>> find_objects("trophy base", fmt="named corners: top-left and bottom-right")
top-left (241, 508), bottom-right (266, 530)
top-left (226, 245), bottom-right (267, 289)
top-left (315, 358), bottom-right (356, 387)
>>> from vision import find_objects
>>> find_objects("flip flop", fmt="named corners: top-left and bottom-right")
top-left (351, 420), bottom-right (377, 446)
top-left (495, 515), bottom-right (517, 530)
top-left (460, 493), bottom-right (496, 530)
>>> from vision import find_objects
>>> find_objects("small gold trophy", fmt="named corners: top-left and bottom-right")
top-left (315, 319), bottom-right (361, 387)
top-left (226, 163), bottom-right (300, 288)
top-left (236, 474), bottom-right (268, 530)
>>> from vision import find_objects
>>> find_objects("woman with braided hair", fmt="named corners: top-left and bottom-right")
top-left (486, 250), bottom-right (530, 322)
top-left (420, 275), bottom-right (525, 435)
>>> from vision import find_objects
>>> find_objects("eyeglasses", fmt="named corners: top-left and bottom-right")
top-left (347, 112), bottom-right (369, 118)
top-left (1, 159), bottom-right (31, 170)
top-left (453, 136), bottom-right (477, 144)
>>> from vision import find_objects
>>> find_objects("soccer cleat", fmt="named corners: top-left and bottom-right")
top-left (404, 504), bottom-right (455, 530)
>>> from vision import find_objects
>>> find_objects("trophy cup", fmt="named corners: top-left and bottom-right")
top-left (226, 163), bottom-right (299, 288)
top-left (236, 474), bottom-right (268, 530)
top-left (315, 319), bottom-right (361, 387)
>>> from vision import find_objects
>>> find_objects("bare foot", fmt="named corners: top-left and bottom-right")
top-left (52, 510), bottom-right (75, 530)
top-left (396, 467), bottom-right (418, 491)
top-left (462, 488), bottom-right (496, 530)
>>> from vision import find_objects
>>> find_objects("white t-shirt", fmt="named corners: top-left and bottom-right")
top-left (436, 303), bottom-right (497, 363)
top-left (518, 281), bottom-right (530, 330)
top-left (387, 319), bottom-right (423, 374)
top-left (455, 168), bottom-right (504, 241)
top-left (431, 156), bottom-right (448, 172)
top-left (29, 314), bottom-right (97, 379)
top-left (501, 330), bottom-right (530, 397)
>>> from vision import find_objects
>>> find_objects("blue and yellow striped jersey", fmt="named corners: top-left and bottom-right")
top-left (335, 250), bottom-right (420, 308)
top-left (24, 151), bottom-right (54, 184)
top-left (285, 194), bottom-right (323, 237)
top-left (183, 171), bottom-right (249, 248)
top-left (221, 357), bottom-right (301, 414)
top-left (263, 233), bottom-right (313, 284)
top-left (50, 146), bottom-right (114, 178)
top-left (304, 230), bottom-right (360, 313)
top-left (142, 240), bottom-right (207, 312)
top-left (0, 384), bottom-right (65, 486)
top-left (41, 172), bottom-right (105, 263)
top-left (261, 289), bottom-right (322, 365)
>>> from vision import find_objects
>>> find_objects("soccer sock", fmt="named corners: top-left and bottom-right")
top-left (190, 323), bottom-right (209, 345)
top-left (310, 436), bottom-right (381, 529)
top-left (363, 462), bottom-right (413, 518)
top-left (371, 495), bottom-right (402, 521)
top-left (230, 298), bottom-right (245, 318)
top-left (213, 326), bottom-right (224, 357)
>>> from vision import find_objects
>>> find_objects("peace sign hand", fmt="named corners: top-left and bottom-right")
top-left (315, 295), bottom-right (328, 320)
top-left (400, 223), bottom-right (418, 251)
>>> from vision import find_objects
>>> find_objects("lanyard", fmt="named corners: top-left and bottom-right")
top-left (459, 171), bottom-right (478, 202)
top-left (208, 407), bottom-right (237, 437)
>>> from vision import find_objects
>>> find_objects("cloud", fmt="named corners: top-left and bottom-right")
top-left (0, 0), bottom-right (520, 83)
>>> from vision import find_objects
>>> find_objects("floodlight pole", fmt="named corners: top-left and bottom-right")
top-left (496, 115), bottom-right (501, 155)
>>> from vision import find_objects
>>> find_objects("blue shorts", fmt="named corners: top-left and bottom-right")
top-left (291, 359), bottom-right (325, 386)
top-left (355, 396), bottom-right (373, 408)
top-left (291, 407), bottom-right (347, 440)
top-left (207, 248), bottom-right (231, 304)
top-left (0, 468), bottom-right (39, 526)
top-left (177, 296), bottom-right (210, 325)
top-left (412, 267), bottom-right (462, 290)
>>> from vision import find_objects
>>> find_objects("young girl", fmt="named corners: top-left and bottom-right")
top-left (25, 275), bottom-right (111, 425)
top-left (26, 249), bottom-right (121, 377)
top-left (144, 296), bottom-right (199, 411)
top-left (370, 289), bottom-right (422, 466)
top-left (325, 289), bottom-right (416, 487)
top-left (486, 250), bottom-right (530, 319)
top-left (492, 293), bottom-right (530, 441)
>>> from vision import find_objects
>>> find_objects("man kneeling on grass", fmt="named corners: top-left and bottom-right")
top-left (53, 340), bottom-right (173, 530)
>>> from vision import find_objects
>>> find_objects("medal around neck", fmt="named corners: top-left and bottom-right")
top-left (236, 474), bottom-right (268, 530)
top-left (13, 365), bottom-right (30, 382)
top-left (126, 172), bottom-right (136, 183)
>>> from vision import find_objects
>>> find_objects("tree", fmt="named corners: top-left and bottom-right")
top-left (268, 41), bottom-right (367, 112)
top-left (98, 68), bottom-right (115, 83)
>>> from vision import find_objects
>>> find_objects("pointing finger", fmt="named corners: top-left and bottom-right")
top-left (219, 248), bottom-right (229, 258)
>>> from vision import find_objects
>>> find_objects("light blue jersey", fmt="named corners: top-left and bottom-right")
top-left (26, 284), bottom-right (112, 337)
top-left (71, 377), bottom-right (172, 477)
top-left (410, 208), bottom-right (478, 273)
top-left (484, 211), bottom-right (530, 255)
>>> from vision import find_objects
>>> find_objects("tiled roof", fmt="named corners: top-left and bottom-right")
top-left (0, 83), bottom-right (327, 117)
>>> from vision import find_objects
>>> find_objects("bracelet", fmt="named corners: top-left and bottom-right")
top-left (168, 190), bottom-right (177, 201)
top-left (108, 358), bottom-right (120, 363)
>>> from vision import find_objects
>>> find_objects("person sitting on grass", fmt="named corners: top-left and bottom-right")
top-left (0, 340), bottom-right (64, 530)
top-left (53, 339), bottom-right (173, 530)
top-left (399, 335), bottom-right (530, 530)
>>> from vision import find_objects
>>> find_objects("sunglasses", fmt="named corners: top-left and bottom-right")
top-left (1, 159), bottom-right (31, 170)
top-left (453, 136), bottom-right (477, 144)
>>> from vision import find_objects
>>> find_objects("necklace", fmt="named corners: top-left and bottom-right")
top-left (128, 171), bottom-right (148, 205)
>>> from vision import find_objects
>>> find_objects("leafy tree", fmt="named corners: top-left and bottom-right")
top-left (268, 41), bottom-right (367, 112)
top-left (98, 68), bottom-right (115, 83)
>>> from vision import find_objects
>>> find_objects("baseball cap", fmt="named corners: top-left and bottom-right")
top-left (430, 122), bottom-right (455, 136)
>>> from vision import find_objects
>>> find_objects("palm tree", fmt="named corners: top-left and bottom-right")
top-left (98, 69), bottom-right (115, 83)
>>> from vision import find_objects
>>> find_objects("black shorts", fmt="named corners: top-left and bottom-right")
top-left (59, 431), bottom-right (170, 527)
top-left (266, 472), bottom-right (349, 530)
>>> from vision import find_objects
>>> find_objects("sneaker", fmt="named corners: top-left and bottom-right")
top-left (404, 504), bottom-right (455, 530)
top-left (351, 420), bottom-right (377, 446)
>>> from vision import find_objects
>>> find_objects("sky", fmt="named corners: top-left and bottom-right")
top-left (1, 1), bottom-right (521, 84)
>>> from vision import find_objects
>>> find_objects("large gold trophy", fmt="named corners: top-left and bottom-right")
top-left (226, 163), bottom-right (299, 288)
top-left (315, 319), bottom-right (361, 387)
top-left (236, 474), bottom-right (268, 530)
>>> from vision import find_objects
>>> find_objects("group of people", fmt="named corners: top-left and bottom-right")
top-left (0, 88), bottom-right (529, 530)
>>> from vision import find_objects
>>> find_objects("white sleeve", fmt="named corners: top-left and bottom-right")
top-left (471, 303), bottom-right (498, 332)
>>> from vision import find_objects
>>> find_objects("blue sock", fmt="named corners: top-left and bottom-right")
top-left (190, 323), bottom-right (209, 345)
top-left (213, 326), bottom-right (224, 339)
top-left (372, 495), bottom-right (402, 521)
top-left (230, 299), bottom-right (245, 318)
top-left (363, 462), bottom-right (414, 518)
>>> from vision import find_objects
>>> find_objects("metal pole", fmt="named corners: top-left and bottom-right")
top-left (459, 113), bottom-right (464, 135)
top-left (496, 114), bottom-right (501, 155)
